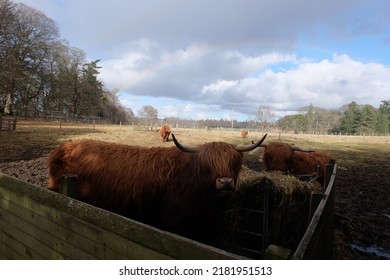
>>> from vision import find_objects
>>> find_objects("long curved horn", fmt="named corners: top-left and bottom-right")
top-left (172, 133), bottom-right (198, 153)
top-left (236, 134), bottom-right (267, 152)
top-left (251, 140), bottom-right (268, 147)
top-left (291, 144), bottom-right (315, 152)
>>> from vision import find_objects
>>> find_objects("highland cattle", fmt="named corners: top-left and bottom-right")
top-left (260, 142), bottom-right (334, 186)
top-left (159, 125), bottom-right (171, 142)
top-left (48, 134), bottom-right (267, 243)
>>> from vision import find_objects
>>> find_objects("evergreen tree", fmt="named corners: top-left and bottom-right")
top-left (378, 100), bottom-right (390, 134)
top-left (360, 105), bottom-right (377, 134)
top-left (340, 102), bottom-right (361, 134)
top-left (375, 112), bottom-right (389, 134)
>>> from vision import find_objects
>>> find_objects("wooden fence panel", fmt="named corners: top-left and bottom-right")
top-left (1, 162), bottom-right (337, 260)
top-left (0, 116), bottom-right (17, 131)
top-left (0, 173), bottom-right (243, 260)
top-left (291, 162), bottom-right (337, 259)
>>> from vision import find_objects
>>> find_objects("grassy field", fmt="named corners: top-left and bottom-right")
top-left (3, 119), bottom-right (389, 151)
top-left (1, 120), bottom-right (389, 259)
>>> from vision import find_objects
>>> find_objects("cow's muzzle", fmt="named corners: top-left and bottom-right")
top-left (216, 177), bottom-right (235, 192)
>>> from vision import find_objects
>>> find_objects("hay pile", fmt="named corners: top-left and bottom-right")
top-left (219, 166), bottom-right (323, 258)
top-left (236, 166), bottom-right (323, 206)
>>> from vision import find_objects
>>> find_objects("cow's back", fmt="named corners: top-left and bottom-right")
top-left (262, 142), bottom-right (294, 171)
top-left (47, 140), bottom-right (196, 224)
top-left (293, 150), bottom-right (334, 180)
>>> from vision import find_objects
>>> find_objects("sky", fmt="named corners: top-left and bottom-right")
top-left (15, 0), bottom-right (390, 121)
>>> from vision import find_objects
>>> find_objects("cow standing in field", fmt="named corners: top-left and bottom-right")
top-left (259, 142), bottom-right (335, 186)
top-left (159, 124), bottom-right (171, 142)
top-left (241, 129), bottom-right (248, 138)
top-left (47, 134), bottom-right (267, 243)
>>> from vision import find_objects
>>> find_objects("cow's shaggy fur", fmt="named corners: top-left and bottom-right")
top-left (159, 125), bottom-right (171, 142)
top-left (48, 136), bottom-right (266, 243)
top-left (261, 142), bottom-right (334, 186)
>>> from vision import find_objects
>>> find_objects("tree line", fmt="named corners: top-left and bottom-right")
top-left (0, 0), bottom-right (133, 123)
top-left (276, 101), bottom-right (390, 135)
top-left (137, 101), bottom-right (390, 136)
top-left (2, 1), bottom-right (389, 135)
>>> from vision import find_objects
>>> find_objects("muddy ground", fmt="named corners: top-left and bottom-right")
top-left (0, 125), bottom-right (389, 259)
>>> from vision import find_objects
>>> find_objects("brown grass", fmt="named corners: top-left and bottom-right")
top-left (3, 119), bottom-right (389, 152)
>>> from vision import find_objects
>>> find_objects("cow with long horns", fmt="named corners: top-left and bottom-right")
top-left (259, 141), bottom-right (334, 186)
top-left (47, 134), bottom-right (267, 243)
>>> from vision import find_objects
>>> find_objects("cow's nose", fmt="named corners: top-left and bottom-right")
top-left (216, 177), bottom-right (235, 191)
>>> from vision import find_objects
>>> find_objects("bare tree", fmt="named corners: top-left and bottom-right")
top-left (57, 47), bottom-right (86, 115)
top-left (0, 0), bottom-right (18, 115)
top-left (1, 3), bottom-right (60, 116)
top-left (138, 105), bottom-right (158, 130)
top-left (101, 89), bottom-right (134, 124)
top-left (0, 2), bottom-right (60, 116)
top-left (255, 105), bottom-right (275, 132)
top-left (0, 1), bottom-right (135, 123)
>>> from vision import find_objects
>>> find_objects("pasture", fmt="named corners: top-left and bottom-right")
top-left (0, 120), bottom-right (389, 259)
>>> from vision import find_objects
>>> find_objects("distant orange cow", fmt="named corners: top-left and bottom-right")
top-left (159, 124), bottom-right (171, 142)
top-left (241, 129), bottom-right (248, 138)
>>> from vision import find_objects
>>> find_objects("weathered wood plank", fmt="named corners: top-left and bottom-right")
top-left (0, 213), bottom-right (50, 259)
top-left (309, 191), bottom-right (325, 223)
top-left (0, 234), bottom-right (30, 260)
top-left (0, 247), bottom-right (11, 260)
top-left (0, 189), bottom-right (173, 259)
top-left (1, 206), bottom-right (106, 259)
top-left (292, 163), bottom-right (337, 259)
top-left (0, 173), bottom-right (243, 260)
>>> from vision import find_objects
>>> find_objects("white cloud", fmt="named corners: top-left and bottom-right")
top-left (16, 0), bottom-right (390, 120)
top-left (202, 80), bottom-right (238, 95)
top-left (101, 39), bottom-right (390, 120)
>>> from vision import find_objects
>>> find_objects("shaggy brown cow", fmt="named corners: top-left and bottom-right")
top-left (159, 124), bottom-right (171, 142)
top-left (47, 133), bottom-right (267, 243)
top-left (241, 129), bottom-right (248, 138)
top-left (260, 142), bottom-right (335, 186)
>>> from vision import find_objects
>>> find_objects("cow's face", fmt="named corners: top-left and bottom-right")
top-left (172, 133), bottom-right (267, 192)
top-left (194, 142), bottom-right (243, 192)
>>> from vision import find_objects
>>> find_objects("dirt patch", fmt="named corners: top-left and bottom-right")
top-left (0, 123), bottom-right (389, 259)
top-left (331, 148), bottom-right (390, 259)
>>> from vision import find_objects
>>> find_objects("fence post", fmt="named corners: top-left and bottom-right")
top-left (323, 160), bottom-right (336, 189)
top-left (265, 244), bottom-right (292, 260)
top-left (60, 174), bottom-right (78, 199)
top-left (12, 117), bottom-right (16, 130)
